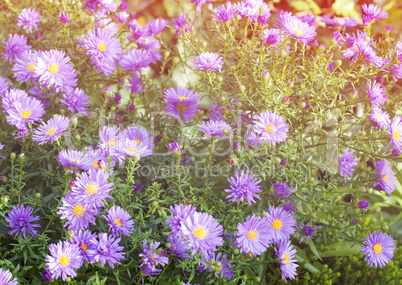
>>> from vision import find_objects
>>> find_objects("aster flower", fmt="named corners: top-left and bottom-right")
top-left (71, 168), bottom-right (113, 208)
top-left (99, 125), bottom-right (122, 160)
top-left (81, 29), bottom-right (122, 62)
top-left (275, 240), bottom-right (299, 281)
top-left (35, 50), bottom-right (78, 92)
top-left (136, 37), bottom-right (162, 64)
top-left (191, 52), bottom-right (224, 72)
top-left (6, 96), bottom-right (45, 129)
top-left (342, 32), bottom-right (383, 68)
top-left (145, 18), bottom-right (168, 37)
top-left (87, 233), bottom-right (125, 268)
top-left (39, 270), bottom-right (52, 282)
top-left (197, 252), bottom-right (235, 279)
top-left (252, 110), bottom-right (289, 145)
top-left (72, 230), bottom-right (97, 263)
top-left (373, 159), bottom-right (396, 195)
top-left (332, 31), bottom-right (344, 44)
top-left (5, 204), bottom-right (40, 239)
top-left (338, 147), bottom-right (358, 183)
top-left (245, 130), bottom-right (262, 150)
top-left (117, 137), bottom-right (151, 160)
top-left (165, 204), bottom-right (197, 236)
top-left (357, 200), bottom-right (371, 210)
top-left (59, 11), bottom-right (70, 24)
top-left (140, 239), bottom-right (169, 278)
top-left (2, 34), bottom-right (32, 64)
top-left (11, 50), bottom-right (39, 83)
top-left (0, 268), bottom-right (18, 285)
top-left (235, 215), bottom-right (272, 256)
top-left (225, 171), bottom-right (262, 205)
top-left (273, 181), bottom-right (294, 200)
top-left (265, 206), bottom-right (296, 242)
top-left (127, 72), bottom-right (143, 94)
top-left (32, 115), bottom-right (70, 145)
top-left (163, 87), bottom-right (201, 122)
top-left (57, 191), bottom-right (99, 231)
top-left (283, 202), bottom-right (298, 214)
top-left (366, 80), bottom-right (387, 107)
top-left (116, 11), bottom-right (129, 23)
top-left (102, 205), bottom-right (134, 237)
top-left (17, 8), bottom-right (42, 33)
top-left (45, 240), bottom-right (83, 281)
top-left (191, 0), bottom-right (215, 13)
top-left (320, 16), bottom-right (357, 28)
top-left (300, 15), bottom-right (317, 26)
top-left (166, 235), bottom-right (190, 259)
top-left (122, 126), bottom-right (153, 154)
top-left (172, 13), bottom-right (192, 36)
top-left (166, 140), bottom-right (181, 153)
top-left (0, 76), bottom-right (9, 95)
top-left (57, 149), bottom-right (93, 174)
top-left (362, 4), bottom-right (388, 25)
top-left (179, 211), bottom-right (223, 255)
top-left (388, 116), bottom-right (402, 154)
top-left (212, 4), bottom-right (238, 22)
top-left (198, 120), bottom-right (232, 138)
top-left (368, 106), bottom-right (390, 130)
top-left (275, 11), bottom-right (316, 44)
top-left (1, 88), bottom-right (28, 110)
top-left (61, 88), bottom-right (90, 114)
top-left (396, 40), bottom-right (402, 62)
top-left (262, 28), bottom-right (285, 51)
top-left (119, 49), bottom-right (153, 73)
top-left (294, 221), bottom-right (321, 243)
top-left (127, 19), bottom-right (145, 40)
top-left (361, 230), bottom-right (395, 268)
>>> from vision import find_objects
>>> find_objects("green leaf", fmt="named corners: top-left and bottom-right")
top-left (307, 238), bottom-right (322, 261)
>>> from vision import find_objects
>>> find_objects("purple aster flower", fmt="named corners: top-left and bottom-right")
top-left (191, 52), bottom-right (224, 72)
top-left (191, 0), bottom-right (215, 13)
top-left (119, 0), bottom-right (128, 11)
top-left (99, 125), bottom-right (122, 160)
top-left (59, 11), bottom-right (70, 24)
top-left (0, 268), bottom-right (18, 285)
top-left (342, 32), bottom-right (383, 68)
top-left (235, 215), bottom-right (272, 256)
top-left (17, 8), bottom-right (42, 33)
top-left (294, 220), bottom-right (321, 243)
top-left (6, 96), bottom-right (45, 129)
top-left (122, 125), bottom-right (153, 154)
top-left (116, 11), bottom-right (129, 23)
top-left (136, 37), bottom-right (162, 64)
top-left (61, 88), bottom-right (90, 114)
top-left (40, 270), bottom-right (53, 282)
top-left (300, 15), bottom-right (317, 26)
top-left (35, 50), bottom-right (78, 92)
top-left (373, 159), bottom-right (396, 195)
top-left (127, 72), bottom-right (143, 94)
top-left (91, 56), bottom-right (117, 76)
top-left (32, 115), bottom-right (70, 145)
top-left (81, 29), bottom-right (122, 62)
top-left (127, 19), bottom-right (145, 40)
top-left (198, 120), bottom-right (232, 138)
top-left (166, 235), bottom-right (190, 259)
top-left (119, 49), bottom-right (153, 72)
top-left (225, 171), bottom-right (262, 205)
top-left (165, 204), bottom-right (197, 236)
top-left (87, 233), bottom-right (125, 268)
top-left (197, 252), bottom-right (235, 279)
top-left (1, 88), bottom-right (28, 110)
top-left (320, 16), bottom-right (357, 28)
top-left (45, 240), bottom-right (83, 281)
top-left (212, 4), bottom-right (238, 22)
top-left (102, 205), bottom-right (134, 237)
top-left (57, 191), bottom-right (99, 231)
top-left (2, 34), bottom-right (32, 64)
top-left (338, 147), bottom-right (358, 183)
top-left (164, 87), bottom-right (201, 122)
top-left (5, 204), bottom-right (40, 239)
top-left (368, 107), bottom-right (390, 130)
top-left (327, 62), bottom-right (335, 73)
top-left (283, 202), bottom-right (298, 213)
top-left (140, 239), bottom-right (169, 279)
top-left (57, 149), bottom-right (93, 174)
top-left (362, 4), bottom-right (388, 25)
top-left (273, 181), bottom-right (294, 200)
top-left (262, 28), bottom-right (284, 49)
top-left (357, 200), bottom-right (371, 210)
top-left (366, 80), bottom-right (387, 107)
top-left (388, 116), bottom-right (402, 154)
top-left (145, 18), bottom-right (168, 37)
top-left (252, 110), bottom-right (289, 145)
top-left (275, 240), bottom-right (299, 281)
top-left (179, 211), bottom-right (223, 255)
top-left (166, 139), bottom-right (181, 153)
top-left (265, 206), bottom-right (296, 242)
top-left (396, 40), bottom-right (402, 62)
top-left (172, 13), bottom-right (192, 36)
top-left (71, 168), bottom-right (113, 208)
top-left (332, 31), bottom-right (344, 44)
top-left (11, 50), bottom-right (39, 83)
top-left (72, 230), bottom-right (97, 263)
top-left (0, 76), bottom-right (9, 95)
top-left (275, 11), bottom-right (316, 44)
top-left (117, 137), bottom-right (151, 160)
top-left (361, 230), bottom-right (395, 268)
top-left (245, 130), bottom-right (262, 150)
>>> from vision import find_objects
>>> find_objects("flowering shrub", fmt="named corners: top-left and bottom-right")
top-left (0, 0), bottom-right (401, 284)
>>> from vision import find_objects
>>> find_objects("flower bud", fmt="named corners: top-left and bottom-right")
top-left (166, 242), bottom-right (172, 249)
top-left (239, 85), bottom-right (245, 92)
top-left (164, 50), bottom-right (170, 59)
top-left (152, 201), bottom-right (159, 208)
top-left (1, 196), bottom-right (9, 204)
top-left (0, 175), bottom-right (7, 183)
top-left (300, 102), bottom-right (306, 109)
top-left (287, 139), bottom-right (294, 145)
top-left (217, 76), bottom-right (223, 82)
top-left (172, 58), bottom-right (179, 65)
top-left (71, 117), bottom-right (78, 127)
top-left (10, 152), bottom-right (16, 160)
top-left (335, 60), bottom-right (342, 67)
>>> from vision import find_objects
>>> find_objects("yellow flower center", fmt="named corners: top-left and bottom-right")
top-left (336, 17), bottom-right (345, 25)
top-left (133, 139), bottom-right (141, 146)
top-left (73, 204), bottom-right (86, 217)
top-left (246, 229), bottom-right (258, 241)
top-left (85, 182), bottom-right (100, 196)
top-left (265, 124), bottom-right (275, 134)
top-left (20, 110), bottom-right (32, 119)
top-left (381, 171), bottom-right (388, 181)
top-left (192, 225), bottom-right (208, 240)
top-left (98, 43), bottom-right (107, 51)
top-left (177, 103), bottom-right (187, 114)
top-left (126, 148), bottom-right (136, 155)
top-left (108, 139), bottom-right (116, 147)
top-left (92, 160), bottom-right (99, 168)
top-left (48, 64), bottom-right (59, 74)
top-left (281, 253), bottom-right (290, 265)
top-left (71, 158), bottom-right (80, 164)
top-left (81, 243), bottom-right (88, 251)
top-left (46, 127), bottom-right (57, 136)
top-left (178, 96), bottom-right (188, 101)
top-left (373, 243), bottom-right (383, 254)
top-left (294, 29), bottom-right (304, 36)
top-left (26, 62), bottom-right (36, 72)
top-left (394, 131), bottom-right (400, 141)
top-left (272, 218), bottom-right (283, 230)
top-left (376, 115), bottom-right (383, 122)
top-left (58, 255), bottom-right (70, 267)
top-left (114, 218), bottom-right (122, 227)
